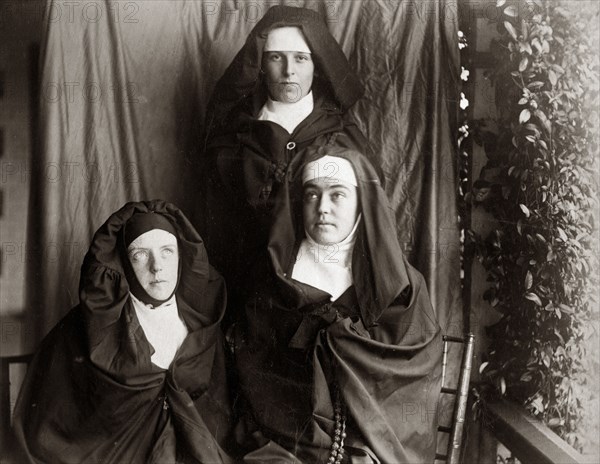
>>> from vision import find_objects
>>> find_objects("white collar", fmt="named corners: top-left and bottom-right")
top-left (129, 292), bottom-right (187, 369)
top-left (257, 91), bottom-right (314, 134)
top-left (129, 292), bottom-right (176, 310)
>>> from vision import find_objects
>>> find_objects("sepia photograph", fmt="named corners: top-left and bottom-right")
top-left (0, 1), bottom-right (598, 463)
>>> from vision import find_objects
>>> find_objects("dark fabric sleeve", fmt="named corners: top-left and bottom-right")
top-left (12, 308), bottom-right (170, 464)
top-left (13, 303), bottom-right (233, 464)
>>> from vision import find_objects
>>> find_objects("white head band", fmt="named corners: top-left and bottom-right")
top-left (264, 26), bottom-right (311, 53)
top-left (302, 155), bottom-right (358, 187)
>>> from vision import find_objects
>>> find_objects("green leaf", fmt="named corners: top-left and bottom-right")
top-left (547, 418), bottom-right (563, 427)
top-left (542, 353), bottom-right (551, 367)
top-left (520, 20), bottom-right (528, 40)
top-left (496, 0), bottom-right (506, 6)
top-left (548, 69), bottom-right (558, 86)
top-left (479, 361), bottom-right (489, 374)
top-left (504, 5), bottom-right (518, 17)
top-left (519, 109), bottom-right (531, 123)
top-left (525, 293), bottom-right (543, 306)
top-left (531, 397), bottom-right (545, 413)
top-left (559, 304), bottom-right (573, 314)
top-left (557, 227), bottom-right (568, 241)
top-left (520, 41), bottom-right (532, 55)
top-left (504, 21), bottom-right (518, 40)
top-left (535, 110), bottom-right (552, 133)
top-left (555, 307), bottom-right (562, 319)
top-left (519, 56), bottom-right (529, 72)
top-left (527, 81), bottom-right (544, 89)
top-left (525, 271), bottom-right (533, 289)
top-left (542, 40), bottom-right (550, 53)
top-left (532, 37), bottom-right (543, 54)
top-left (524, 123), bottom-right (540, 134)
top-left (521, 373), bottom-right (532, 382)
top-left (519, 204), bottom-right (531, 217)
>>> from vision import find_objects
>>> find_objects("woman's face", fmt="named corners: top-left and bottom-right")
top-left (127, 229), bottom-right (179, 301)
top-left (263, 51), bottom-right (314, 103)
top-left (303, 177), bottom-right (359, 245)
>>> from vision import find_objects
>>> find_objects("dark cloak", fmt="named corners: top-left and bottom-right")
top-left (13, 200), bottom-right (233, 464)
top-left (234, 145), bottom-right (443, 463)
top-left (201, 6), bottom-right (377, 319)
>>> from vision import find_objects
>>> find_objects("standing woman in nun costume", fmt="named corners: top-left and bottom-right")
top-left (13, 200), bottom-right (234, 464)
top-left (234, 138), bottom-right (443, 463)
top-left (202, 5), bottom-right (380, 319)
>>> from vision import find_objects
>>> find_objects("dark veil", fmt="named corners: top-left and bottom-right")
top-left (206, 5), bottom-right (364, 133)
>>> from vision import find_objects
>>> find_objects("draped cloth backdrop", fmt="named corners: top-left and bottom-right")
top-left (28, 0), bottom-right (462, 341)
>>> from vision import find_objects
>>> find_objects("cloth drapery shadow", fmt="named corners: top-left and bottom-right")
top-left (28, 0), bottom-right (461, 340)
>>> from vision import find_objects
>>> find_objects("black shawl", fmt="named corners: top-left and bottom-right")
top-left (13, 200), bottom-right (233, 464)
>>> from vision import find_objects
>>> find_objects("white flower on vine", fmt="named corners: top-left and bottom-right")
top-left (460, 92), bottom-right (469, 110)
top-left (461, 67), bottom-right (470, 81)
top-left (458, 30), bottom-right (467, 49)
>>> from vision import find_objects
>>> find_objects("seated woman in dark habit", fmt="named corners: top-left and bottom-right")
top-left (202, 5), bottom-right (378, 318)
top-left (233, 138), bottom-right (443, 463)
top-left (13, 200), bottom-right (233, 464)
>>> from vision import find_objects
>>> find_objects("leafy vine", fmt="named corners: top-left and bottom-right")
top-left (469, 0), bottom-right (599, 450)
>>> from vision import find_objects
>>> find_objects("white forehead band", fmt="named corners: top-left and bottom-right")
top-left (302, 155), bottom-right (358, 187)
top-left (264, 26), bottom-right (311, 53)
